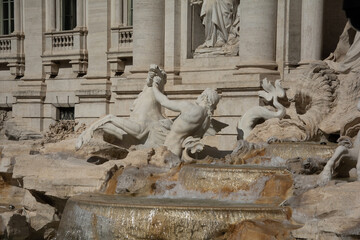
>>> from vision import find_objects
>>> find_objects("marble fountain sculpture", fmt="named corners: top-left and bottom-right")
top-left (237, 78), bottom-right (286, 140)
top-left (54, 22), bottom-right (360, 239)
top-left (76, 64), bottom-right (226, 159)
top-left (55, 65), bottom-right (299, 239)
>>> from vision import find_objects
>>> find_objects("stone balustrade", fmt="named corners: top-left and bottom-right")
top-left (118, 26), bottom-right (133, 49)
top-left (42, 29), bottom-right (88, 76)
top-left (52, 33), bottom-right (74, 49)
top-left (107, 26), bottom-right (133, 73)
top-left (0, 34), bottom-right (25, 77)
top-left (0, 38), bottom-right (12, 53)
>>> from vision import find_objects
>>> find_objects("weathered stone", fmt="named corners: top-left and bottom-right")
top-left (42, 120), bottom-right (81, 144)
top-left (21, 191), bottom-right (58, 232)
top-left (0, 212), bottom-right (30, 240)
top-left (0, 111), bottom-right (10, 132)
top-left (5, 122), bottom-right (43, 141)
top-left (290, 181), bottom-right (360, 239)
top-left (0, 181), bottom-right (26, 209)
top-left (115, 166), bottom-right (154, 194)
top-left (0, 156), bottom-right (15, 174)
top-left (0, 178), bottom-right (60, 239)
top-left (12, 154), bottom-right (118, 199)
top-left (221, 219), bottom-right (298, 240)
top-left (41, 137), bottom-right (128, 161)
top-left (117, 146), bottom-right (181, 169)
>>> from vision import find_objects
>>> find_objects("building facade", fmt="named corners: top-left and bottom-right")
top-left (0, 0), bottom-right (347, 150)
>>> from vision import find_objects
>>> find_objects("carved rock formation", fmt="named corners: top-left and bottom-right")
top-left (290, 181), bottom-right (360, 239)
top-left (43, 120), bottom-right (85, 144)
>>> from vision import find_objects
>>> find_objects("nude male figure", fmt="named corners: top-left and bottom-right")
top-left (152, 77), bottom-right (220, 156)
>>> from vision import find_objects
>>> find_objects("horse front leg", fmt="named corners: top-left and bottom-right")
top-left (317, 145), bottom-right (348, 186)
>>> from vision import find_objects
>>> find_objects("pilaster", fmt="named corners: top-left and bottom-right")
top-left (129, 0), bottom-right (165, 81)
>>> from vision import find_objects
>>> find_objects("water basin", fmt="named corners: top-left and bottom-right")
top-left (57, 193), bottom-right (292, 239)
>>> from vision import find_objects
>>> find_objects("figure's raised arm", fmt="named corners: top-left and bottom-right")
top-left (152, 76), bottom-right (183, 112)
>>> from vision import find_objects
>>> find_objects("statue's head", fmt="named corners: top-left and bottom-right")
top-left (197, 88), bottom-right (220, 113)
top-left (146, 64), bottom-right (167, 90)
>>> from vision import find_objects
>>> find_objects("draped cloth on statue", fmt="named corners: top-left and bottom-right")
top-left (200, 0), bottom-right (239, 48)
top-left (326, 22), bottom-right (360, 73)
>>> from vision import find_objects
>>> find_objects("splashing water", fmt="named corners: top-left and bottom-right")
top-left (258, 156), bottom-right (287, 167)
top-left (149, 176), bottom-right (270, 203)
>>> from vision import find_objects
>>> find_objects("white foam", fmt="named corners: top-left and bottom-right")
top-left (149, 176), bottom-right (270, 203)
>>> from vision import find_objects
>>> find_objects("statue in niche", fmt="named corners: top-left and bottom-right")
top-left (76, 64), bottom-right (171, 150)
top-left (152, 77), bottom-right (223, 157)
top-left (191, 0), bottom-right (241, 57)
top-left (76, 64), bottom-right (227, 158)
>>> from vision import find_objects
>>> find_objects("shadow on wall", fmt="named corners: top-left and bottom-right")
top-left (343, 0), bottom-right (360, 31)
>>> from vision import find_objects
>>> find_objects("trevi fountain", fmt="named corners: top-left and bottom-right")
top-left (1, 0), bottom-right (360, 239)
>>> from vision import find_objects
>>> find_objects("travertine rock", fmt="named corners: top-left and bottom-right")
top-left (222, 219), bottom-right (297, 240)
top-left (0, 110), bottom-right (10, 132)
top-left (0, 212), bottom-right (30, 240)
top-left (41, 137), bottom-right (128, 160)
top-left (42, 120), bottom-right (82, 143)
top-left (5, 127), bottom-right (43, 141)
top-left (116, 146), bottom-right (180, 169)
top-left (12, 154), bottom-right (118, 199)
top-left (20, 191), bottom-right (59, 232)
top-left (290, 181), bottom-right (360, 239)
top-left (0, 181), bottom-right (58, 238)
top-left (115, 165), bottom-right (168, 194)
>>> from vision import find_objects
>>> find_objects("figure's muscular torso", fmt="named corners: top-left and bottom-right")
top-left (164, 103), bottom-right (210, 156)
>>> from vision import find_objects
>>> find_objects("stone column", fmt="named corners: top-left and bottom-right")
top-left (237, 0), bottom-right (278, 73)
top-left (164, 0), bottom-right (181, 84)
top-left (111, 0), bottom-right (123, 27)
top-left (55, 0), bottom-right (61, 31)
top-left (300, 0), bottom-right (324, 64)
top-left (14, 0), bottom-right (22, 33)
top-left (131, 0), bottom-right (165, 76)
top-left (45, 0), bottom-right (56, 31)
top-left (123, 0), bottom-right (128, 26)
top-left (15, 0), bottom-right (46, 131)
top-left (75, 0), bottom-right (111, 126)
top-left (76, 0), bottom-right (85, 29)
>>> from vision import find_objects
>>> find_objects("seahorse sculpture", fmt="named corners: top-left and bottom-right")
top-left (237, 78), bottom-right (286, 140)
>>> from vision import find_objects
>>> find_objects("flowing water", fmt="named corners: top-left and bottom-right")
top-left (57, 142), bottom-right (335, 239)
